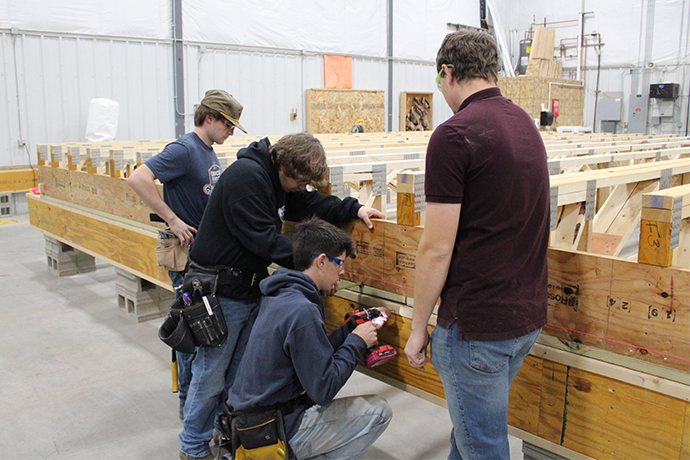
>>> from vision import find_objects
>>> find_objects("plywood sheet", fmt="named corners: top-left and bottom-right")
top-left (606, 259), bottom-right (690, 372)
top-left (562, 367), bottom-right (688, 459)
top-left (306, 89), bottom-right (385, 134)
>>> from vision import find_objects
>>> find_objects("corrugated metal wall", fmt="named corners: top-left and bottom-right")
top-left (3, 27), bottom-right (687, 168)
top-left (0, 29), bottom-right (174, 167)
top-left (0, 29), bottom-right (450, 167)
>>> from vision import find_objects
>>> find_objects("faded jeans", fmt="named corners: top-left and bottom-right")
top-left (179, 295), bottom-right (259, 459)
top-left (289, 395), bottom-right (392, 460)
top-left (431, 324), bottom-right (541, 460)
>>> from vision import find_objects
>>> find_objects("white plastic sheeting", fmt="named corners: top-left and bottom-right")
top-left (182, 0), bottom-right (479, 61)
top-left (392, 0), bottom-right (480, 61)
top-left (85, 98), bottom-right (119, 142)
top-left (182, 1), bottom-right (388, 57)
top-left (0, 0), bottom-right (170, 39)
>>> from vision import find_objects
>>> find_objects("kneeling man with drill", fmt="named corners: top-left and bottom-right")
top-left (225, 216), bottom-right (392, 459)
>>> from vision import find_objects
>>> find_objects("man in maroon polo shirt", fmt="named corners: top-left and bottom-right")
top-left (404, 30), bottom-right (550, 460)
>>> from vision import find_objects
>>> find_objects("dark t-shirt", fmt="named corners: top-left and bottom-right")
top-left (145, 132), bottom-right (221, 229)
top-left (425, 87), bottom-right (549, 341)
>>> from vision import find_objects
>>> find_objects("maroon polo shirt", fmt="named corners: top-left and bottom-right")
top-left (425, 87), bottom-right (549, 341)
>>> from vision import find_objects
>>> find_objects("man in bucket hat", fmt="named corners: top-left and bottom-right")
top-left (128, 89), bottom-right (246, 423)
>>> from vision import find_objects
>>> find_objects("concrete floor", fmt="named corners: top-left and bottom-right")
top-left (0, 213), bottom-right (523, 460)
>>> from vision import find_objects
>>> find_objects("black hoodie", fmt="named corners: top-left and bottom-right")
top-left (190, 137), bottom-right (362, 299)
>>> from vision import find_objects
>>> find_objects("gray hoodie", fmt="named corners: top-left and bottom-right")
top-left (227, 268), bottom-right (367, 438)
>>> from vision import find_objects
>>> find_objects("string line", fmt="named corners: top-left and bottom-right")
top-left (342, 271), bottom-right (688, 363)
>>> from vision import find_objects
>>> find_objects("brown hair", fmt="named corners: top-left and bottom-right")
top-left (271, 133), bottom-right (328, 188)
top-left (193, 104), bottom-right (222, 127)
top-left (436, 30), bottom-right (499, 84)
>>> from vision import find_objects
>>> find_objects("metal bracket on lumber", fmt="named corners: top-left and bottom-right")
top-left (414, 175), bottom-right (426, 213)
top-left (548, 160), bottom-right (560, 176)
top-left (330, 166), bottom-right (345, 198)
top-left (670, 196), bottom-right (682, 249)
top-left (585, 180), bottom-right (596, 221)
top-left (659, 168), bottom-right (672, 190)
top-left (372, 164), bottom-right (387, 196)
top-left (549, 187), bottom-right (559, 231)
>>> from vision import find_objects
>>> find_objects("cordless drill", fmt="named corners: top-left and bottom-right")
top-left (344, 308), bottom-right (397, 368)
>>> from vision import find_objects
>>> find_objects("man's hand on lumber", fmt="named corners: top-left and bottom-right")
top-left (357, 206), bottom-right (386, 229)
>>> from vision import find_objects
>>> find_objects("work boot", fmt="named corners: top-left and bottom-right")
top-left (179, 451), bottom-right (215, 460)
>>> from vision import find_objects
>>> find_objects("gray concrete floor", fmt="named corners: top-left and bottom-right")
top-left (0, 213), bottom-right (523, 460)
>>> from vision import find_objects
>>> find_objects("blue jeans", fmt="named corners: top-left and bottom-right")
top-left (289, 395), bottom-right (392, 460)
top-left (179, 295), bottom-right (259, 458)
top-left (430, 324), bottom-right (541, 460)
top-left (169, 270), bottom-right (194, 417)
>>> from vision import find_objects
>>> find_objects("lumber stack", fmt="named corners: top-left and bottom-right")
top-left (525, 27), bottom-right (562, 79)
top-left (28, 131), bottom-right (690, 460)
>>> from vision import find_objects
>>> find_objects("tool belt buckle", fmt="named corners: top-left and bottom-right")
top-left (250, 272), bottom-right (258, 287)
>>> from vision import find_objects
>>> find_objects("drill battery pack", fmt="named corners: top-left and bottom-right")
top-left (363, 344), bottom-right (397, 368)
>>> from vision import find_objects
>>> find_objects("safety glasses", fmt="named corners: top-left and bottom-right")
top-left (436, 64), bottom-right (455, 90)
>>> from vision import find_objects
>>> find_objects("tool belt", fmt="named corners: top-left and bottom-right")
top-left (218, 394), bottom-right (313, 460)
top-left (159, 260), bottom-right (227, 352)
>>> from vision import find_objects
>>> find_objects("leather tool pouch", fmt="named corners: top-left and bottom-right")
top-left (183, 261), bottom-right (219, 295)
top-left (155, 231), bottom-right (188, 272)
top-left (181, 260), bottom-right (227, 348)
top-left (183, 293), bottom-right (227, 348)
top-left (231, 409), bottom-right (291, 460)
top-left (158, 298), bottom-right (196, 354)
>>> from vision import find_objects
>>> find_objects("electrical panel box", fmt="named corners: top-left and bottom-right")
top-left (651, 99), bottom-right (675, 117)
top-left (599, 97), bottom-right (622, 121)
top-left (517, 39), bottom-right (531, 75)
top-left (628, 94), bottom-right (649, 133)
top-left (649, 83), bottom-right (679, 99)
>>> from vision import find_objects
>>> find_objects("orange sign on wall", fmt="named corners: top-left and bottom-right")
top-left (324, 55), bottom-right (353, 89)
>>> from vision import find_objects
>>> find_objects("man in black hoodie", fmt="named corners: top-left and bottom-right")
top-left (179, 133), bottom-right (385, 460)
top-left (228, 216), bottom-right (392, 459)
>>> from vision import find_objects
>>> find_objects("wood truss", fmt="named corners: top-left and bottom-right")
top-left (29, 131), bottom-right (690, 459)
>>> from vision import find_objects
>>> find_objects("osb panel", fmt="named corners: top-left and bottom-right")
top-left (39, 166), bottom-right (160, 226)
top-left (546, 248), bottom-right (613, 347)
top-left (606, 259), bottom-right (690, 372)
top-left (342, 220), bottom-right (420, 297)
top-left (498, 77), bottom-right (584, 127)
top-left (322, 295), bottom-right (444, 399)
top-left (306, 89), bottom-right (385, 134)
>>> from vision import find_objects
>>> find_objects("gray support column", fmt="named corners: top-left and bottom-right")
top-left (173, 0), bottom-right (185, 138)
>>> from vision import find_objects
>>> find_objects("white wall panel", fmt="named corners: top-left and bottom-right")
top-left (0, 30), bottom-right (174, 167)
